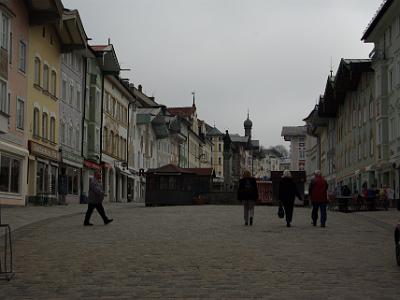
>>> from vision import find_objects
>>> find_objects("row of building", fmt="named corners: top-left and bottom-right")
top-left (0, 0), bottom-right (284, 206)
top-left (300, 0), bottom-right (400, 197)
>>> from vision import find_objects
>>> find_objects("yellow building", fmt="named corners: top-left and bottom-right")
top-left (26, 2), bottom-right (86, 204)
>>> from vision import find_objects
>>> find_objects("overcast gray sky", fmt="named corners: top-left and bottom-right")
top-left (64, 0), bottom-right (382, 148)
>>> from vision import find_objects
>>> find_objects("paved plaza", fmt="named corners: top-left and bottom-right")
top-left (1, 204), bottom-right (400, 299)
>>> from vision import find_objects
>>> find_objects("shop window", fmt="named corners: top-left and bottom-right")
top-left (0, 154), bottom-right (21, 193)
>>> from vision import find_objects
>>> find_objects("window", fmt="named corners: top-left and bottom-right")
top-left (68, 126), bottom-right (73, 147)
top-left (50, 117), bottom-right (55, 142)
top-left (218, 157), bottom-right (222, 165)
top-left (0, 79), bottom-right (8, 114)
top-left (33, 108), bottom-right (40, 137)
top-left (370, 132), bottom-right (374, 156)
top-left (75, 129), bottom-right (80, 150)
top-left (43, 65), bottom-right (49, 91)
top-left (16, 98), bottom-right (24, 130)
top-left (103, 127), bottom-right (108, 151)
top-left (83, 124), bottom-right (87, 143)
top-left (0, 154), bottom-right (21, 194)
top-left (112, 98), bottom-right (116, 116)
top-left (62, 79), bottom-right (67, 101)
top-left (110, 131), bottom-right (114, 154)
top-left (34, 58), bottom-right (41, 85)
top-left (51, 71), bottom-right (57, 96)
top-left (42, 113), bottom-right (48, 140)
top-left (60, 121), bottom-right (65, 144)
top-left (69, 83), bottom-right (74, 105)
top-left (19, 41), bottom-right (26, 73)
top-left (105, 92), bottom-right (110, 112)
top-left (389, 69), bottom-right (394, 92)
top-left (1, 13), bottom-right (9, 50)
top-left (369, 98), bottom-right (374, 119)
top-left (95, 128), bottom-right (100, 150)
top-left (76, 89), bottom-right (81, 111)
top-left (390, 118), bottom-right (396, 141)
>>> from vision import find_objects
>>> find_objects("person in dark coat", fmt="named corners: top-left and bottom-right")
top-left (84, 170), bottom-right (113, 226)
top-left (237, 170), bottom-right (259, 226)
top-left (309, 170), bottom-right (328, 227)
top-left (279, 170), bottom-right (302, 227)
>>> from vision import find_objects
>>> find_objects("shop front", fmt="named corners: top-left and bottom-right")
top-left (59, 151), bottom-right (83, 204)
top-left (27, 141), bottom-right (60, 205)
top-left (0, 141), bottom-right (29, 206)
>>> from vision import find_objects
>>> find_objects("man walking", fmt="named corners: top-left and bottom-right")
top-left (84, 170), bottom-right (113, 226)
top-left (309, 170), bottom-right (328, 227)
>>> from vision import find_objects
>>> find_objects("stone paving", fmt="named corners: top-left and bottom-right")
top-left (1, 204), bottom-right (400, 299)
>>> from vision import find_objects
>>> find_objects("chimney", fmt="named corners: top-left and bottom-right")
top-left (138, 84), bottom-right (142, 92)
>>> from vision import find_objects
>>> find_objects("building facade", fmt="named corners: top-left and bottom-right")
top-left (281, 126), bottom-right (307, 171)
top-left (0, 0), bottom-right (30, 205)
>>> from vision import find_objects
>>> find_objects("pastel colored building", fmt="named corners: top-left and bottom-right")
top-left (0, 0), bottom-right (30, 205)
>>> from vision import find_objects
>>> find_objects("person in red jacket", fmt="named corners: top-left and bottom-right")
top-left (309, 170), bottom-right (328, 227)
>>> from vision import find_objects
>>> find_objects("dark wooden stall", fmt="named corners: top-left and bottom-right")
top-left (145, 164), bottom-right (214, 206)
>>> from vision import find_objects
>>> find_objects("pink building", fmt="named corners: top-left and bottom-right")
top-left (0, 0), bottom-right (30, 205)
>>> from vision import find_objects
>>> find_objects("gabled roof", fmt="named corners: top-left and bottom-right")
top-left (281, 126), bottom-right (307, 139)
top-left (167, 107), bottom-right (196, 119)
top-left (59, 9), bottom-right (88, 51)
top-left (207, 126), bottom-right (223, 136)
top-left (185, 168), bottom-right (214, 176)
top-left (25, 0), bottom-right (64, 25)
top-left (90, 44), bottom-right (120, 74)
top-left (362, 0), bottom-right (394, 41)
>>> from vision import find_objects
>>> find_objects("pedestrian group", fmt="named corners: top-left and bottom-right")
top-left (237, 169), bottom-right (329, 227)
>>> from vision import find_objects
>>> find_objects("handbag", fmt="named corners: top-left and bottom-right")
top-left (277, 202), bottom-right (285, 219)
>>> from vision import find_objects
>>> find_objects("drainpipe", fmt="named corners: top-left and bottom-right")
top-left (80, 54), bottom-right (88, 203)
top-left (99, 73), bottom-right (105, 164)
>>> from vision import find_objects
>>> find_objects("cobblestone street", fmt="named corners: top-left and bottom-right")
top-left (1, 205), bottom-right (400, 299)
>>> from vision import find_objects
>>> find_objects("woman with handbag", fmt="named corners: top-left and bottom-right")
top-left (279, 170), bottom-right (302, 227)
top-left (237, 170), bottom-right (259, 226)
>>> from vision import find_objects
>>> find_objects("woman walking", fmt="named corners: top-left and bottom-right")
top-left (237, 170), bottom-right (259, 226)
top-left (279, 170), bottom-right (302, 227)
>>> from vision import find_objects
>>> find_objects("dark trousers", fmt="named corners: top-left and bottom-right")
top-left (282, 199), bottom-right (294, 224)
top-left (312, 203), bottom-right (327, 225)
top-left (84, 203), bottom-right (109, 224)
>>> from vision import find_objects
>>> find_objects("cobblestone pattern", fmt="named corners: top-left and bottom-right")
top-left (1, 205), bottom-right (400, 299)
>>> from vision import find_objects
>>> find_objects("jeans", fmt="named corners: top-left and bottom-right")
top-left (312, 203), bottom-right (327, 225)
top-left (243, 200), bottom-right (255, 223)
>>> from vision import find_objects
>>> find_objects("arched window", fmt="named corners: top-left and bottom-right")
top-left (34, 58), bottom-right (41, 85)
top-left (33, 108), bottom-right (40, 137)
top-left (42, 112), bottom-right (48, 140)
top-left (110, 131), bottom-right (114, 155)
top-left (50, 117), bottom-right (55, 142)
top-left (51, 71), bottom-right (57, 96)
top-left (43, 64), bottom-right (49, 91)
top-left (103, 127), bottom-right (108, 152)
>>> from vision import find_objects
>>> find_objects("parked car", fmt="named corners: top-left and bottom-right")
top-left (395, 224), bottom-right (400, 266)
